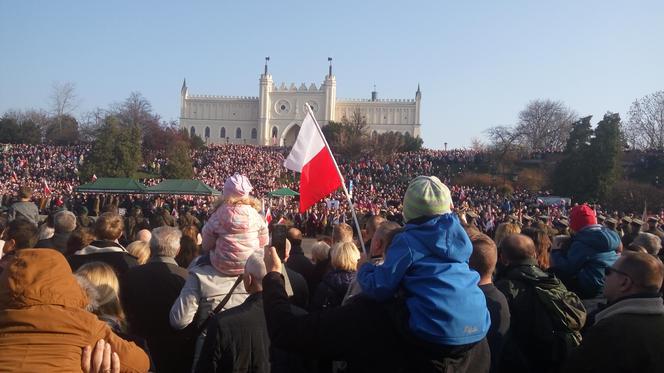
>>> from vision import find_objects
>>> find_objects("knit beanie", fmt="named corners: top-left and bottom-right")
top-left (569, 204), bottom-right (597, 232)
top-left (223, 174), bottom-right (253, 198)
top-left (402, 176), bottom-right (452, 223)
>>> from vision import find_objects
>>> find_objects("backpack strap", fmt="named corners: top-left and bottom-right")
top-left (195, 274), bottom-right (243, 335)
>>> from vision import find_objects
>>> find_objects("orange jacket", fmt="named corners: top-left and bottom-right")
top-left (0, 249), bottom-right (149, 373)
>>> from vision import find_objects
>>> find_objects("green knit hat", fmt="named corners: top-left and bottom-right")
top-left (403, 176), bottom-right (452, 223)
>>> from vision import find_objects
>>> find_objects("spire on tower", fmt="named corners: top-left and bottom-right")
top-left (264, 56), bottom-right (270, 75)
top-left (416, 83), bottom-right (421, 99)
top-left (327, 57), bottom-right (333, 77)
top-left (181, 78), bottom-right (187, 95)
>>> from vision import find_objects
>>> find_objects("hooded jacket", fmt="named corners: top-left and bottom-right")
top-left (551, 225), bottom-right (620, 298)
top-left (203, 203), bottom-right (269, 276)
top-left (357, 213), bottom-right (490, 346)
top-left (0, 249), bottom-right (149, 373)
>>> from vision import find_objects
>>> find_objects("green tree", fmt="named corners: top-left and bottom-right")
top-left (553, 116), bottom-right (594, 201)
top-left (80, 116), bottom-right (142, 179)
top-left (588, 113), bottom-right (623, 201)
top-left (552, 114), bottom-right (624, 203)
top-left (0, 116), bottom-right (21, 143)
top-left (45, 114), bottom-right (79, 145)
top-left (162, 140), bottom-right (194, 179)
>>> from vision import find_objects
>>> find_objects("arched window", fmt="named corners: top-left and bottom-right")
top-left (220, 127), bottom-right (226, 138)
top-left (251, 128), bottom-right (257, 139)
top-left (236, 128), bottom-right (242, 139)
top-left (205, 126), bottom-right (210, 138)
top-left (190, 126), bottom-right (196, 137)
top-left (272, 126), bottom-right (278, 138)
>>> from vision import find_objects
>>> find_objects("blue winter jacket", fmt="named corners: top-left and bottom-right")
top-left (357, 214), bottom-right (491, 346)
top-left (550, 224), bottom-right (620, 298)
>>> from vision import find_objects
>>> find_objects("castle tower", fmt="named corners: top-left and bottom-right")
top-left (180, 78), bottom-right (188, 118)
top-left (322, 57), bottom-right (336, 122)
top-left (258, 57), bottom-right (273, 145)
top-left (415, 83), bottom-right (422, 125)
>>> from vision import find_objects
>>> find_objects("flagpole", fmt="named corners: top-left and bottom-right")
top-left (304, 105), bottom-right (367, 254)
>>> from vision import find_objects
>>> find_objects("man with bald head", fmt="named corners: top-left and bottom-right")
top-left (495, 234), bottom-right (585, 373)
top-left (285, 227), bottom-right (314, 286)
top-left (564, 252), bottom-right (664, 372)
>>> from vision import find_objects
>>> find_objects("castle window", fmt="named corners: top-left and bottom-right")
top-left (272, 127), bottom-right (278, 138)
top-left (236, 128), bottom-right (242, 139)
top-left (220, 127), bottom-right (226, 138)
top-left (190, 126), bottom-right (196, 137)
top-left (251, 128), bottom-right (257, 139)
top-left (205, 127), bottom-right (210, 138)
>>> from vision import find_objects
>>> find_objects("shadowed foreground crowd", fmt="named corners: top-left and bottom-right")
top-left (1, 173), bottom-right (664, 373)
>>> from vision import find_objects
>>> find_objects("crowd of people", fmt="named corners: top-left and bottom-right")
top-left (2, 142), bottom-right (664, 372)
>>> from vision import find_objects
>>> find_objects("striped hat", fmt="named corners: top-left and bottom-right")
top-left (403, 176), bottom-right (452, 223)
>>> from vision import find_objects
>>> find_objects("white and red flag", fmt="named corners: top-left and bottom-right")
top-left (42, 179), bottom-right (51, 196)
top-left (284, 110), bottom-right (343, 213)
top-left (265, 206), bottom-right (273, 224)
top-left (91, 174), bottom-right (98, 182)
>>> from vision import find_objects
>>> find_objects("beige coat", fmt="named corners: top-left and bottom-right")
top-left (0, 249), bottom-right (149, 373)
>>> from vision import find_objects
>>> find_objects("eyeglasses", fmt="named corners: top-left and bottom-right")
top-left (605, 266), bottom-right (631, 279)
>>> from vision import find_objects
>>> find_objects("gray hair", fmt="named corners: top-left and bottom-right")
top-left (632, 232), bottom-right (662, 256)
top-left (54, 210), bottom-right (77, 233)
top-left (244, 249), bottom-right (267, 283)
top-left (150, 226), bottom-right (182, 258)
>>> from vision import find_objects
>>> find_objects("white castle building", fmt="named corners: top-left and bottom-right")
top-left (180, 60), bottom-right (421, 146)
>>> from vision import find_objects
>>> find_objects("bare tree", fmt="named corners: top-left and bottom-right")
top-left (515, 99), bottom-right (577, 152)
top-left (50, 81), bottom-right (79, 117)
top-left (626, 91), bottom-right (664, 151)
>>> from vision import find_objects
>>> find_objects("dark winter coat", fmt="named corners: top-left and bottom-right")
top-left (263, 272), bottom-right (490, 373)
top-left (121, 256), bottom-right (194, 373)
top-left (311, 269), bottom-right (355, 311)
top-left (563, 295), bottom-right (664, 373)
top-left (195, 293), bottom-right (270, 373)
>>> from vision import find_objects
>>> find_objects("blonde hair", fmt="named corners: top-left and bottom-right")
top-left (494, 222), bottom-right (521, 247)
top-left (311, 241), bottom-right (331, 263)
top-left (75, 262), bottom-right (125, 326)
top-left (126, 240), bottom-right (150, 265)
top-left (212, 195), bottom-right (262, 213)
top-left (331, 242), bottom-right (360, 271)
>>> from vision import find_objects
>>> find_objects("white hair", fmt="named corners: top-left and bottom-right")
top-left (54, 210), bottom-right (77, 233)
top-left (632, 232), bottom-right (662, 256)
top-left (244, 249), bottom-right (267, 283)
top-left (150, 226), bottom-right (182, 258)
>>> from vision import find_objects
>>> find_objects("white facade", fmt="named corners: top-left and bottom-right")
top-left (180, 65), bottom-right (421, 146)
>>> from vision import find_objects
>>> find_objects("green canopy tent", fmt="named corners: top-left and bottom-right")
top-left (145, 179), bottom-right (221, 196)
top-left (75, 178), bottom-right (148, 194)
top-left (267, 187), bottom-right (300, 197)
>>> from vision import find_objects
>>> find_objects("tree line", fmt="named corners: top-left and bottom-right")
top-left (322, 109), bottom-right (424, 160)
top-left (0, 82), bottom-right (200, 180)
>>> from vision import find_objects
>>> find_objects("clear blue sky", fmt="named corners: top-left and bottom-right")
top-left (1, 0), bottom-right (662, 148)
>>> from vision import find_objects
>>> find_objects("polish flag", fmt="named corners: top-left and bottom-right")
top-left (91, 174), bottom-right (98, 182)
top-left (42, 179), bottom-right (52, 196)
top-left (284, 110), bottom-right (343, 213)
top-left (265, 206), bottom-right (273, 224)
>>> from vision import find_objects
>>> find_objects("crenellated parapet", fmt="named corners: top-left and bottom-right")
top-left (272, 82), bottom-right (323, 92)
top-left (337, 98), bottom-right (416, 103)
top-left (187, 94), bottom-right (259, 101)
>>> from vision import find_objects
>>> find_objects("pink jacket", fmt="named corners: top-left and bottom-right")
top-left (203, 203), bottom-right (269, 275)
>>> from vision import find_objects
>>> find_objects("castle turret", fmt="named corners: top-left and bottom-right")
top-left (322, 58), bottom-right (336, 122)
top-left (415, 83), bottom-right (421, 125)
top-left (180, 78), bottom-right (188, 118)
top-left (258, 57), bottom-right (273, 145)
